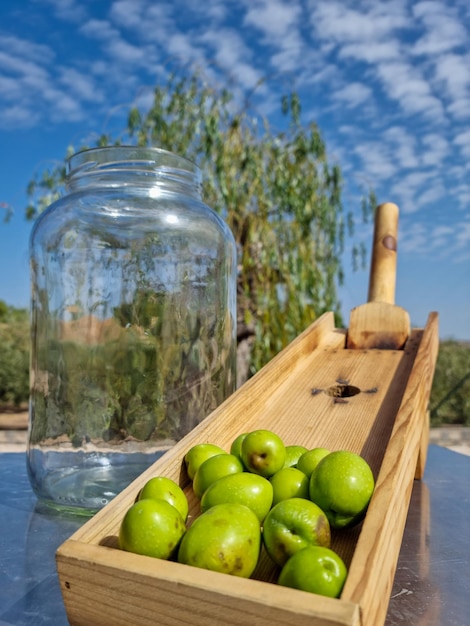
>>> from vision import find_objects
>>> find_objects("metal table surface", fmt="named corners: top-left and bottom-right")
top-left (0, 445), bottom-right (468, 625)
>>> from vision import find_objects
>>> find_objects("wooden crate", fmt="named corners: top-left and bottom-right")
top-left (56, 310), bottom-right (439, 626)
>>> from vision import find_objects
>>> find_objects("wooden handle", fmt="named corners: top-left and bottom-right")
top-left (368, 202), bottom-right (399, 304)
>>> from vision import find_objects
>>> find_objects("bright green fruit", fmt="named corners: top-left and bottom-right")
top-left (230, 432), bottom-right (248, 459)
top-left (192, 453), bottom-right (244, 499)
top-left (177, 503), bottom-right (261, 577)
top-left (309, 450), bottom-right (375, 529)
top-left (201, 471), bottom-right (273, 523)
top-left (184, 443), bottom-right (226, 480)
top-left (262, 497), bottom-right (331, 567)
top-left (240, 429), bottom-right (286, 477)
top-left (278, 546), bottom-right (347, 598)
top-left (138, 476), bottom-right (189, 521)
top-left (119, 499), bottom-right (186, 560)
top-left (270, 467), bottom-right (309, 505)
top-left (297, 448), bottom-right (331, 478)
top-left (284, 445), bottom-right (308, 468)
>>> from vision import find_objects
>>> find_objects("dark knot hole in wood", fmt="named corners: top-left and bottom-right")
top-left (325, 384), bottom-right (361, 398)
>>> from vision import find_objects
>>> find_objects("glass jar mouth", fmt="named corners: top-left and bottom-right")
top-left (67, 146), bottom-right (201, 191)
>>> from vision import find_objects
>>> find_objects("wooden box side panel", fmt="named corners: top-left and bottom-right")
top-left (342, 312), bottom-right (439, 626)
top-left (56, 540), bottom-right (360, 626)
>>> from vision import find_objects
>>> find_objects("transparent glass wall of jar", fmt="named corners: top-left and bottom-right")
top-left (27, 146), bottom-right (237, 514)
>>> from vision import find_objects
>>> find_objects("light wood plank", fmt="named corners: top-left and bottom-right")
top-left (57, 540), bottom-right (360, 626)
top-left (341, 312), bottom-right (439, 626)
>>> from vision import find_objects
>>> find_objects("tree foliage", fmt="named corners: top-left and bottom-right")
top-left (1, 300), bottom-right (468, 428)
top-left (0, 301), bottom-right (29, 407)
top-left (25, 71), bottom-right (372, 379)
top-left (430, 340), bottom-right (470, 426)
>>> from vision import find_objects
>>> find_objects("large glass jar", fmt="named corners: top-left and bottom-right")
top-left (27, 146), bottom-right (237, 514)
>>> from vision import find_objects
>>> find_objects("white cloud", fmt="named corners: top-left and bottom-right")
top-left (399, 171), bottom-right (435, 190)
top-left (305, 1), bottom-right (451, 126)
top-left (110, 0), bottom-right (177, 45)
top-left (81, 17), bottom-right (152, 67)
top-left (241, 1), bottom-right (307, 75)
top-left (454, 130), bottom-right (470, 159)
top-left (417, 181), bottom-right (446, 207)
top-left (412, 1), bottom-right (467, 55)
top-left (0, 34), bottom-right (54, 64)
top-left (0, 33), bottom-right (89, 128)
top-left (433, 225), bottom-right (454, 238)
top-left (0, 51), bottom-right (49, 96)
top-left (48, 91), bottom-right (83, 119)
top-left (188, 0), bottom-right (229, 21)
top-left (374, 61), bottom-right (445, 121)
top-left (109, 0), bottom-right (148, 29)
top-left (354, 142), bottom-right (397, 181)
top-left (80, 19), bottom-right (120, 41)
top-left (307, 63), bottom-right (340, 86)
top-left (0, 103), bottom-right (41, 127)
top-left (421, 133), bottom-right (450, 166)
top-left (432, 52), bottom-right (470, 117)
top-left (386, 161), bottom-right (455, 217)
top-left (0, 75), bottom-right (22, 101)
top-left (88, 60), bottom-right (111, 77)
top-left (448, 98), bottom-right (470, 120)
top-left (199, 28), bottom-right (247, 66)
top-left (198, 28), bottom-right (262, 90)
top-left (58, 68), bottom-right (104, 103)
top-left (338, 40), bottom-right (402, 63)
top-left (455, 220), bottom-right (470, 258)
top-left (0, 38), bottom-right (54, 106)
top-left (243, 0), bottom-right (301, 40)
top-left (270, 31), bottom-right (305, 74)
top-left (384, 126), bottom-right (419, 169)
top-left (332, 82), bottom-right (373, 109)
top-left (34, 0), bottom-right (86, 22)
top-left (104, 38), bottom-right (147, 64)
top-left (166, 33), bottom-right (203, 64)
top-left (446, 165), bottom-right (470, 210)
top-left (400, 221), bottom-right (427, 252)
top-left (399, 218), bottom-right (463, 256)
top-left (309, 1), bottom-right (409, 44)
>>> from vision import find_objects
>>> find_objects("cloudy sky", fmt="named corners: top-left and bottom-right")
top-left (1, 0), bottom-right (469, 339)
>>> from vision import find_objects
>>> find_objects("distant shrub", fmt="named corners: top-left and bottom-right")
top-left (0, 302), bottom-right (30, 407)
top-left (430, 340), bottom-right (470, 427)
top-left (0, 295), bottom-right (468, 429)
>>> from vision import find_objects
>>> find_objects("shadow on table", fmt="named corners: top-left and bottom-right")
top-left (0, 502), bottom-right (85, 626)
top-left (387, 480), bottom-right (441, 625)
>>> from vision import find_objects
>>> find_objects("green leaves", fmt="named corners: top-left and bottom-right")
top-left (430, 341), bottom-right (470, 427)
top-left (0, 302), bottom-right (29, 407)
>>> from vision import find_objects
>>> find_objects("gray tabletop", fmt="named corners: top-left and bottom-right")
top-left (0, 445), bottom-right (468, 625)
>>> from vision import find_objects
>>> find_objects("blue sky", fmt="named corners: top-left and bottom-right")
top-left (0, 0), bottom-right (469, 340)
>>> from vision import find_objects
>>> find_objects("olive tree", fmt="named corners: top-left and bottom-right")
top-left (26, 71), bottom-right (369, 383)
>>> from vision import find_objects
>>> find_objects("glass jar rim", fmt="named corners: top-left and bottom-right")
top-left (68, 145), bottom-right (200, 177)
top-left (66, 145), bottom-right (202, 192)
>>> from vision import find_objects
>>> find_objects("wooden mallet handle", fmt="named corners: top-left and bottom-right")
top-left (368, 202), bottom-right (399, 305)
